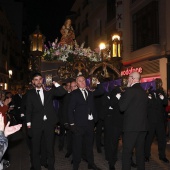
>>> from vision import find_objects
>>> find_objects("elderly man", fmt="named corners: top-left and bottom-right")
top-left (68, 75), bottom-right (104, 170)
top-left (119, 72), bottom-right (148, 170)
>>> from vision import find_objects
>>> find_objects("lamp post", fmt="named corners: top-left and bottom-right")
top-left (112, 33), bottom-right (121, 58)
top-left (99, 42), bottom-right (106, 61)
top-left (29, 26), bottom-right (45, 72)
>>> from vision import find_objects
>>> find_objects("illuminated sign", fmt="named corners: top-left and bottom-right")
top-left (121, 67), bottom-right (143, 76)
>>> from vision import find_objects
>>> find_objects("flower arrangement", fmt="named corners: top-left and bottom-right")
top-left (42, 39), bottom-right (101, 62)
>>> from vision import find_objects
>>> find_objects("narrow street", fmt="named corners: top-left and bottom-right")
top-left (6, 130), bottom-right (170, 170)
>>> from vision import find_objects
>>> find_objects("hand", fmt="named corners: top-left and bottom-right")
top-left (4, 122), bottom-right (22, 137)
top-left (159, 94), bottom-right (164, 100)
top-left (148, 94), bottom-right (152, 99)
top-left (53, 81), bottom-right (60, 87)
top-left (116, 93), bottom-right (121, 100)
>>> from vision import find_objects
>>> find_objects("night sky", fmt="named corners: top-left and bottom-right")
top-left (23, 0), bottom-right (75, 43)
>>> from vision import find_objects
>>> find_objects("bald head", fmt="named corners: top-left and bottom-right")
top-left (130, 72), bottom-right (141, 82)
top-left (127, 72), bottom-right (141, 87)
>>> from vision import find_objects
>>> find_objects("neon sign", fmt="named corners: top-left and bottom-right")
top-left (121, 67), bottom-right (143, 76)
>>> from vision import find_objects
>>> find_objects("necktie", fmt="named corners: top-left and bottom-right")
top-left (37, 90), bottom-right (42, 104)
top-left (83, 89), bottom-right (88, 100)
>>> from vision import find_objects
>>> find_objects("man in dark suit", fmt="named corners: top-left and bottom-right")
top-left (63, 80), bottom-right (78, 158)
top-left (26, 72), bottom-right (66, 170)
top-left (119, 72), bottom-right (148, 170)
top-left (68, 75), bottom-right (104, 170)
top-left (94, 94), bottom-right (104, 153)
top-left (144, 78), bottom-right (169, 163)
top-left (57, 82), bottom-right (71, 151)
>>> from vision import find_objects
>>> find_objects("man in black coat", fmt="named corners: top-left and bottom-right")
top-left (119, 72), bottom-right (148, 170)
top-left (26, 72), bottom-right (66, 170)
top-left (144, 78), bottom-right (169, 163)
top-left (62, 80), bottom-right (78, 158)
top-left (94, 94), bottom-right (105, 153)
top-left (104, 80), bottom-right (126, 170)
top-left (68, 75), bottom-right (104, 170)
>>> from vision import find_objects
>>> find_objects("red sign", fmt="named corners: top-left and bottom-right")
top-left (121, 67), bottom-right (143, 76)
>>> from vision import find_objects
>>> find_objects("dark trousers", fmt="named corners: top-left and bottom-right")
top-left (145, 122), bottom-right (166, 158)
top-left (31, 123), bottom-right (55, 170)
top-left (58, 124), bottom-right (65, 150)
top-left (108, 127), bottom-right (122, 166)
top-left (72, 121), bottom-right (94, 170)
top-left (104, 115), bottom-right (122, 165)
top-left (122, 131), bottom-right (146, 170)
top-left (95, 119), bottom-right (104, 149)
top-left (66, 129), bottom-right (72, 154)
top-left (104, 115), bottom-right (113, 160)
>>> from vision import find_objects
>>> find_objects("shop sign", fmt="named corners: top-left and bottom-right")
top-left (121, 67), bottom-right (143, 76)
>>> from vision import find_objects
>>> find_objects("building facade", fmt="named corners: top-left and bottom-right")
top-left (122, 0), bottom-right (170, 91)
top-left (71, 0), bottom-right (170, 91)
top-left (0, 1), bottom-right (26, 91)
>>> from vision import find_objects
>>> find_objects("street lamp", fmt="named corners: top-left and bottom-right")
top-left (99, 43), bottom-right (106, 61)
top-left (29, 25), bottom-right (45, 53)
top-left (112, 33), bottom-right (121, 58)
top-left (29, 26), bottom-right (45, 72)
top-left (8, 70), bottom-right (13, 78)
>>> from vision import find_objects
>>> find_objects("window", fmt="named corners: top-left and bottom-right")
top-left (132, 1), bottom-right (159, 51)
top-left (107, 0), bottom-right (116, 22)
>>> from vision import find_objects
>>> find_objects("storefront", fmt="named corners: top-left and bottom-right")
top-left (121, 58), bottom-right (167, 91)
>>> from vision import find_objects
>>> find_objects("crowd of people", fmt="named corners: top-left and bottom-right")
top-left (0, 71), bottom-right (170, 170)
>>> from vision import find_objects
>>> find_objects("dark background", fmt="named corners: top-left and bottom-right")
top-left (21, 0), bottom-right (75, 42)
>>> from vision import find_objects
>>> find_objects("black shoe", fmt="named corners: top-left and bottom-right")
top-left (97, 147), bottom-right (102, 153)
top-left (65, 152), bottom-right (71, 158)
top-left (159, 157), bottom-right (169, 163)
top-left (131, 161), bottom-right (137, 168)
top-left (88, 164), bottom-right (101, 170)
top-left (145, 157), bottom-right (150, 162)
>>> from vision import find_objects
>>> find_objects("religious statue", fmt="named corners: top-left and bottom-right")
top-left (101, 63), bottom-right (110, 78)
top-left (59, 18), bottom-right (75, 46)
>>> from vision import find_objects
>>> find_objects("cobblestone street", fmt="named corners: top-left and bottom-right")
top-left (6, 130), bottom-right (170, 170)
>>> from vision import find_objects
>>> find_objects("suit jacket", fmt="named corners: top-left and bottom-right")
top-left (147, 89), bottom-right (168, 124)
top-left (109, 86), bottom-right (124, 129)
top-left (13, 94), bottom-right (22, 109)
top-left (68, 84), bottom-right (104, 126)
top-left (62, 92), bottom-right (71, 124)
top-left (119, 83), bottom-right (148, 132)
top-left (26, 86), bottom-right (66, 129)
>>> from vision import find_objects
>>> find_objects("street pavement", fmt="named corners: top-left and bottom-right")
top-left (6, 130), bottom-right (170, 170)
